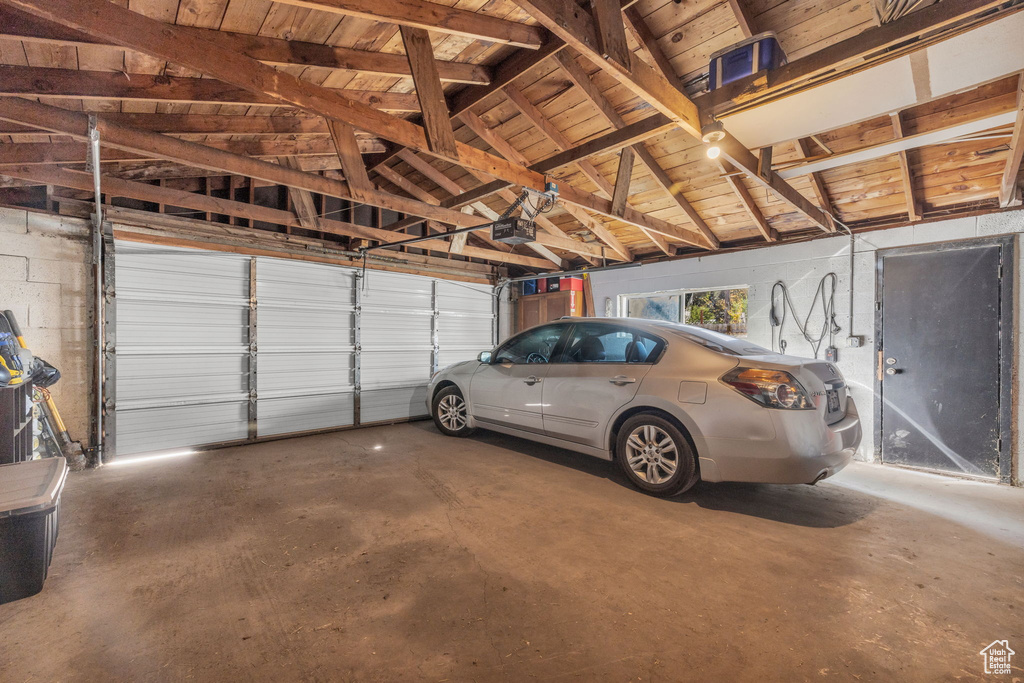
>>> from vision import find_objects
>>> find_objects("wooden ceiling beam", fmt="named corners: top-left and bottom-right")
top-left (999, 74), bottom-right (1024, 207)
top-left (390, 148), bottom-right (606, 262)
top-left (610, 147), bottom-right (634, 217)
top-left (554, 49), bottom-right (719, 252)
top-left (725, 0), bottom-right (757, 38)
top-left (389, 113), bottom-right (703, 249)
top-left (277, 157), bottom-right (322, 231)
top-left (0, 138), bottom-right (383, 166)
top-left (0, 6), bottom-right (491, 85)
top-left (0, 97), bottom-right (502, 231)
top-left (2, 164), bottom-right (553, 268)
top-left (1, 0), bottom-right (546, 192)
top-left (366, 36), bottom-right (566, 174)
top-left (0, 65), bottom-right (421, 111)
top-left (400, 26), bottom-right (459, 161)
top-left (4, 0), bottom-right (662, 242)
top-left (777, 107), bottom-right (1018, 178)
top-left (503, 82), bottom-right (615, 199)
top-left (516, 0), bottom-right (834, 233)
top-left (718, 161), bottom-right (778, 242)
top-left (793, 138), bottom-right (834, 218)
top-left (500, 84), bottom-right (633, 259)
top-left (379, 157), bottom-right (563, 266)
top-left (328, 119), bottom-right (373, 202)
top-left (270, 0), bottom-right (547, 49)
top-left (591, 0), bottom-right (630, 71)
top-left (889, 113), bottom-right (922, 221)
top-left (0, 113), bottom-right (334, 138)
top-left (447, 38), bottom-right (566, 119)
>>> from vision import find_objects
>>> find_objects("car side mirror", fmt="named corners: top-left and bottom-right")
top-left (477, 351), bottom-right (492, 364)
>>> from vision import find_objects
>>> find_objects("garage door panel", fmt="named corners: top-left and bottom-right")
top-left (258, 351), bottom-right (354, 394)
top-left (116, 354), bottom-right (248, 405)
top-left (258, 307), bottom-right (353, 351)
top-left (255, 256), bottom-right (356, 438)
top-left (113, 241), bottom-right (493, 456)
top-left (361, 386), bottom-right (429, 423)
top-left (116, 301), bottom-right (249, 349)
top-left (116, 401), bottom-right (249, 455)
top-left (257, 392), bottom-right (355, 436)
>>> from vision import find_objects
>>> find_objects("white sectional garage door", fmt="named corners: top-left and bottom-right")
top-left (112, 241), bottom-right (494, 457)
top-left (114, 243), bottom-right (251, 455)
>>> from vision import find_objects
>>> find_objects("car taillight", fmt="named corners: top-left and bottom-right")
top-left (721, 367), bottom-right (813, 410)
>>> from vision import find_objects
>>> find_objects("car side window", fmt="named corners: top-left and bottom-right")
top-left (493, 325), bottom-right (565, 364)
top-left (560, 324), bottom-right (663, 363)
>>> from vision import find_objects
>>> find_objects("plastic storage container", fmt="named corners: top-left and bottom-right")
top-left (708, 32), bottom-right (787, 91)
top-left (0, 457), bottom-right (68, 604)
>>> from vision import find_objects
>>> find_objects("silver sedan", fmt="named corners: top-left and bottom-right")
top-left (428, 318), bottom-right (861, 496)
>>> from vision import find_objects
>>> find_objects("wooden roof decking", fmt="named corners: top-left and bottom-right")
top-left (0, 0), bottom-right (1021, 272)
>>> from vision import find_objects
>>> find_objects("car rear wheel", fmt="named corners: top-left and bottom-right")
top-left (615, 413), bottom-right (698, 496)
top-left (432, 386), bottom-right (475, 437)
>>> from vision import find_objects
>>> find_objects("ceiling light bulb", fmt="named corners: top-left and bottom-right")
top-left (706, 145), bottom-right (721, 160)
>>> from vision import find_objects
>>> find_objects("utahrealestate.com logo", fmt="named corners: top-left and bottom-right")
top-left (980, 640), bottom-right (1015, 675)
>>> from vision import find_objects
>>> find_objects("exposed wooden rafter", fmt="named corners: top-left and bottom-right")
top-left (328, 120), bottom-right (373, 202)
top-left (889, 113), bottom-right (922, 221)
top-left (590, 0), bottom-right (630, 71)
top-left (999, 73), bottom-right (1024, 207)
top-left (400, 26), bottom-right (459, 161)
top-left (2, 0), bottom-right (671, 241)
top-left (0, 65), bottom-right (422, 111)
top-left (2, 164), bottom-right (554, 269)
top-left (554, 49), bottom-right (720, 252)
top-left (277, 157), bottom-right (322, 232)
top-left (718, 161), bottom-right (779, 242)
top-left (514, 0), bottom-right (834, 233)
top-left (0, 138), bottom-right (383, 167)
top-left (394, 149), bottom-right (587, 266)
top-left (610, 147), bottom-right (634, 217)
top-left (0, 6), bottom-right (491, 85)
top-left (268, 0), bottom-right (546, 49)
top-left (794, 138), bottom-right (835, 215)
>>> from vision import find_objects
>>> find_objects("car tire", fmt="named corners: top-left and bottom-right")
top-left (615, 413), bottom-right (699, 497)
top-left (431, 386), bottom-right (475, 437)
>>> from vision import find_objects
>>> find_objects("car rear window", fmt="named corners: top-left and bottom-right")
top-left (664, 324), bottom-right (771, 356)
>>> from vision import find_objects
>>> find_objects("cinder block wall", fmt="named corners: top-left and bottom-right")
top-left (0, 207), bottom-right (93, 446)
top-left (590, 209), bottom-right (1024, 484)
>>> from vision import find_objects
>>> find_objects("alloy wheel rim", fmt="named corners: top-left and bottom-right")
top-left (438, 394), bottom-right (467, 431)
top-left (625, 424), bottom-right (679, 484)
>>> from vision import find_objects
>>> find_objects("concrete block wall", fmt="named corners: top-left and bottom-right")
top-left (0, 207), bottom-right (93, 446)
top-left (590, 208), bottom-right (1024, 483)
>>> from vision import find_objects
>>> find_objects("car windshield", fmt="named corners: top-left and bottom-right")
top-left (661, 323), bottom-right (771, 356)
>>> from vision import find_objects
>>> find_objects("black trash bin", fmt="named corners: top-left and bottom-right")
top-left (0, 457), bottom-right (68, 604)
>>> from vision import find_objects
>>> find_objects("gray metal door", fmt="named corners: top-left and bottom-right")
top-left (877, 239), bottom-right (1012, 480)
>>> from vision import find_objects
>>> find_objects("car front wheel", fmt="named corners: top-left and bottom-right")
top-left (615, 413), bottom-right (698, 496)
top-left (431, 386), bottom-right (475, 437)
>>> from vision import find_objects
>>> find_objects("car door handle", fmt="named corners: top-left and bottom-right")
top-left (523, 375), bottom-right (542, 385)
top-left (609, 375), bottom-right (636, 385)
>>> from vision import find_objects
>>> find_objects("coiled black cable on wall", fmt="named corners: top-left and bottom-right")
top-left (769, 273), bottom-right (842, 358)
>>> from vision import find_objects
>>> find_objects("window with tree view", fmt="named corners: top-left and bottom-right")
top-left (622, 288), bottom-right (748, 336)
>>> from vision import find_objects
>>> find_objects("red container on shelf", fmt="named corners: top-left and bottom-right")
top-left (560, 277), bottom-right (583, 292)
top-left (536, 278), bottom-right (548, 293)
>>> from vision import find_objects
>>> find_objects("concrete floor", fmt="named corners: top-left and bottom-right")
top-left (1, 422), bottom-right (1022, 682)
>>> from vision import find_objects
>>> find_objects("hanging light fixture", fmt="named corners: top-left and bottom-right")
top-left (701, 120), bottom-right (726, 160)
